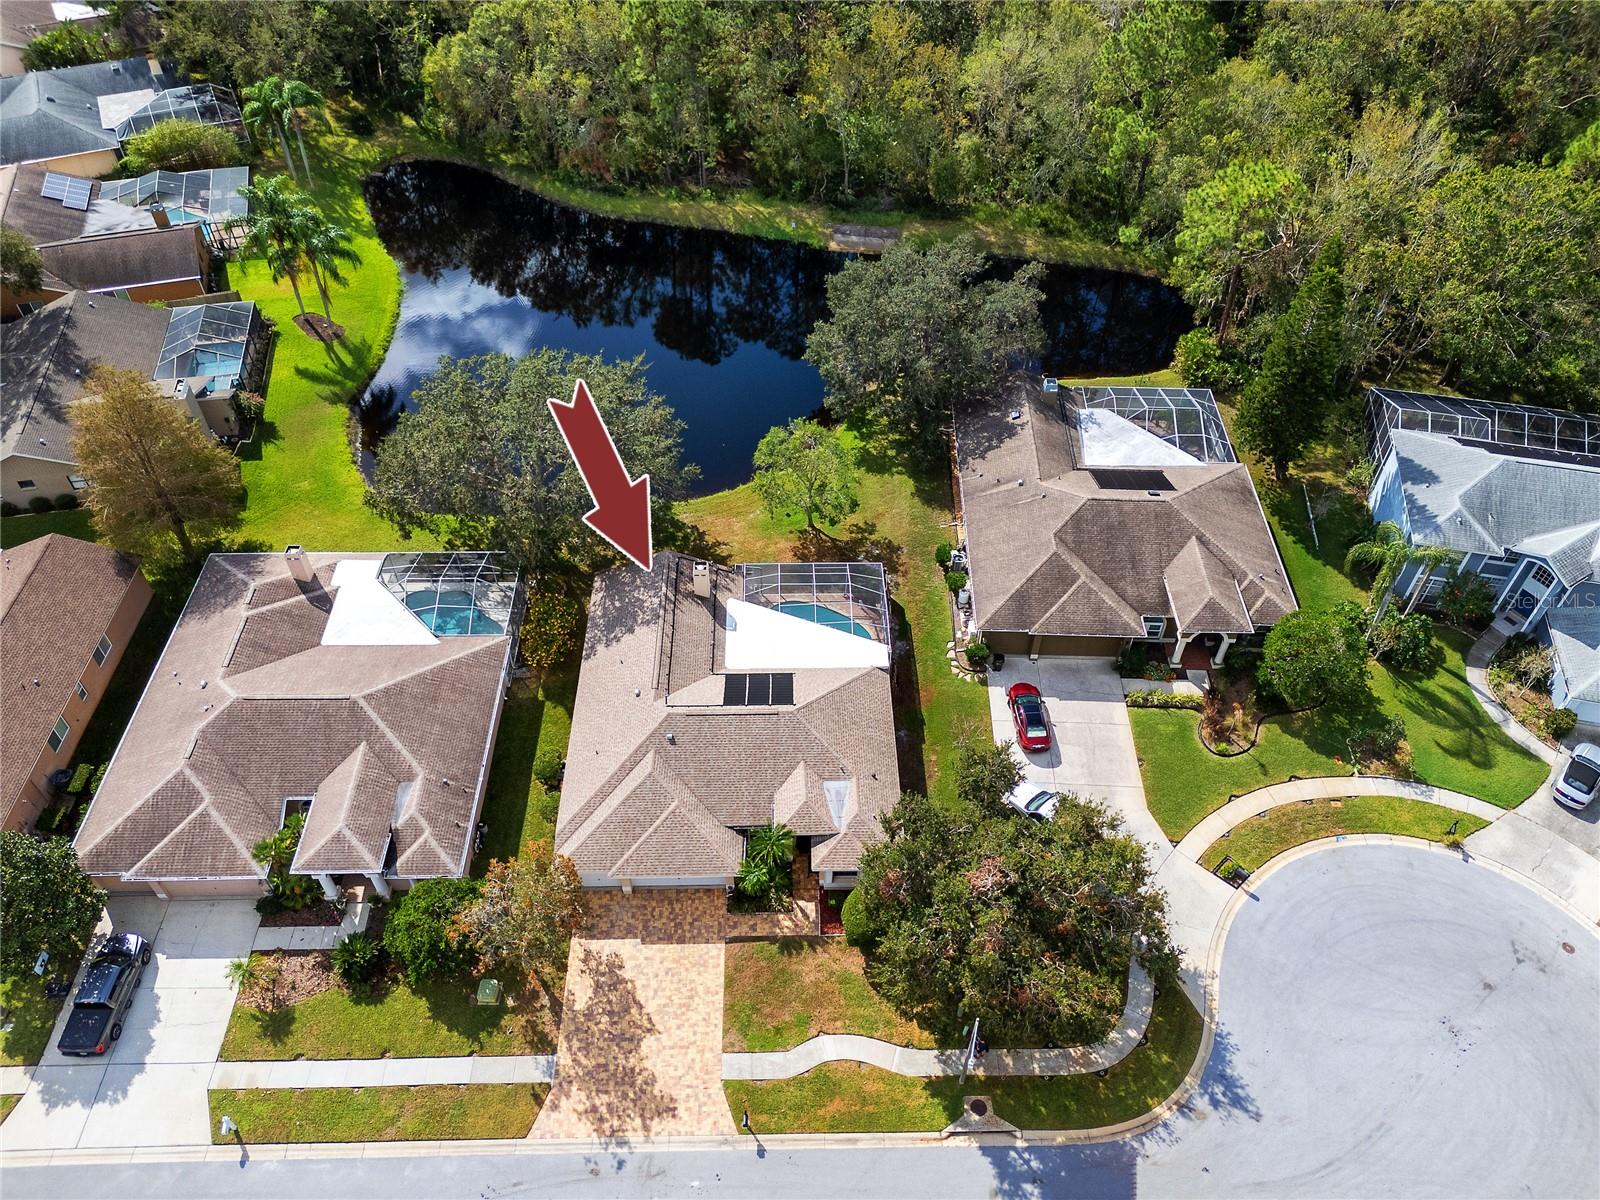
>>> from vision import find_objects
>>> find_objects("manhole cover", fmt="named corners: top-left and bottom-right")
top-left (1562, 942), bottom-right (1575, 955)
top-left (968, 1099), bottom-right (989, 1117)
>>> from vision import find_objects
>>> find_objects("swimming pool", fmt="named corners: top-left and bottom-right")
top-left (774, 601), bottom-right (873, 640)
top-left (405, 588), bottom-right (505, 636)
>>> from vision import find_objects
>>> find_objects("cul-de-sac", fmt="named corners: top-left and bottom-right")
top-left (1, 3), bottom-right (1596, 1198)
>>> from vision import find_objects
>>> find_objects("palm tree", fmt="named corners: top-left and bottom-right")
top-left (745, 823), bottom-right (795, 870)
top-left (237, 175), bottom-right (316, 319)
top-left (281, 78), bottom-right (326, 184)
top-left (1345, 521), bottom-right (1460, 626)
top-left (241, 76), bottom-right (295, 182)
top-left (294, 209), bottom-right (361, 323)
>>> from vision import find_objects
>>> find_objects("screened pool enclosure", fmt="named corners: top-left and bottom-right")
top-left (378, 553), bottom-right (524, 639)
top-left (1063, 386), bottom-right (1238, 465)
top-left (113, 84), bottom-right (246, 141)
top-left (738, 562), bottom-right (891, 645)
top-left (152, 301), bottom-right (264, 396)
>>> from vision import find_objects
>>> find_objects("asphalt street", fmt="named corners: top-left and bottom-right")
top-left (6, 844), bottom-right (1597, 1200)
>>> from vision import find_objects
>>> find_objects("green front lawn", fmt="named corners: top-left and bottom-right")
top-left (678, 425), bottom-right (988, 805)
top-left (1252, 473), bottom-right (1370, 613)
top-left (208, 1084), bottom-right (545, 1143)
top-left (219, 966), bottom-right (537, 1061)
top-left (1199, 795), bottom-right (1490, 872)
top-left (726, 982), bottom-right (1203, 1134)
top-left (724, 939), bottom-right (934, 1053)
top-left (0, 968), bottom-right (78, 1066)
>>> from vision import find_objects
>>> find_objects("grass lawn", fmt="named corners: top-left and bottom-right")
top-left (230, 121), bottom-right (432, 555)
top-left (0, 967), bottom-right (79, 1066)
top-left (0, 1093), bottom-right (19, 1124)
top-left (1132, 708), bottom-right (1350, 841)
top-left (0, 508), bottom-right (96, 548)
top-left (474, 667), bottom-right (577, 872)
top-left (726, 982), bottom-right (1202, 1134)
top-left (724, 939), bottom-right (934, 1053)
top-left (208, 1084), bottom-right (545, 1143)
top-left (1199, 795), bottom-right (1490, 872)
top-left (219, 966), bottom-right (537, 1061)
top-left (677, 425), bottom-right (988, 805)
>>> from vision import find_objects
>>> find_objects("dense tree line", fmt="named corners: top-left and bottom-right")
top-left (151, 0), bottom-right (1599, 405)
top-left (415, 0), bottom-right (1598, 404)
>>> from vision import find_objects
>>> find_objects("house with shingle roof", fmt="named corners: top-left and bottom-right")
top-left (0, 57), bottom-right (179, 174)
top-left (73, 548), bottom-right (522, 899)
top-left (1365, 390), bottom-right (1600, 633)
top-left (558, 552), bottom-right (899, 893)
top-left (1, 533), bottom-right (151, 830)
top-left (955, 383), bottom-right (1295, 667)
top-left (2, 290), bottom-right (268, 506)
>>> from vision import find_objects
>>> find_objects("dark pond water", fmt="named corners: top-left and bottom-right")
top-left (359, 160), bottom-right (1191, 494)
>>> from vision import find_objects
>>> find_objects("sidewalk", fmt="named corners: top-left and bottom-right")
top-left (210, 1055), bottom-right (555, 1090)
top-left (723, 963), bottom-right (1152, 1081)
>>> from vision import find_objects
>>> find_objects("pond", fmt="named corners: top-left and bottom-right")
top-left (359, 160), bottom-right (1192, 495)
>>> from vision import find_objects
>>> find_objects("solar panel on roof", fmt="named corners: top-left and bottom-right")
top-left (1089, 468), bottom-right (1174, 492)
top-left (41, 172), bottom-right (69, 200)
top-left (720, 673), bottom-right (795, 707)
top-left (62, 178), bottom-right (92, 210)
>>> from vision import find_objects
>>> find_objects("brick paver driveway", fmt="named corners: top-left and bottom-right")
top-left (532, 889), bottom-right (735, 1139)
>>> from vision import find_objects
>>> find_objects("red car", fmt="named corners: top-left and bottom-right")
top-left (1007, 682), bottom-right (1052, 753)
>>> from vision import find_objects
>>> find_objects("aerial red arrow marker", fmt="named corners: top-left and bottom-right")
top-left (548, 378), bottom-right (653, 571)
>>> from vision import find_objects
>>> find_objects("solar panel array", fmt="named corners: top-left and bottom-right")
top-left (721, 673), bottom-right (796, 707)
top-left (41, 171), bottom-right (93, 211)
top-left (1088, 467), bottom-right (1175, 492)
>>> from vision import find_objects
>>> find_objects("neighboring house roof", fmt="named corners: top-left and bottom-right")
top-left (1549, 602), bottom-right (1600, 706)
top-left (0, 161), bottom-right (94, 243)
top-left (74, 551), bottom-right (518, 884)
top-left (557, 552), bottom-right (900, 881)
top-left (1388, 428), bottom-right (1600, 588)
top-left (957, 386), bottom-right (1295, 639)
top-left (0, 533), bottom-right (143, 813)
top-left (0, 57), bottom-right (177, 166)
top-left (38, 222), bottom-right (206, 292)
top-left (2, 1), bottom-right (102, 61)
top-left (0, 290), bottom-right (169, 464)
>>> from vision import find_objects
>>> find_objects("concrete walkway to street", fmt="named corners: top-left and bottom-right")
top-left (1173, 776), bottom-right (1508, 861)
top-left (1465, 628), bottom-right (1561, 767)
top-left (723, 962), bottom-right (1152, 1081)
top-left (210, 1055), bottom-right (556, 1090)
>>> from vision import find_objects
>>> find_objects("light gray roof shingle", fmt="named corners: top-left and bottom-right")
top-left (957, 387), bottom-right (1295, 638)
top-left (0, 57), bottom-right (178, 166)
top-left (74, 553), bottom-right (514, 883)
top-left (1390, 429), bottom-right (1600, 587)
top-left (557, 552), bottom-right (899, 880)
top-left (0, 291), bottom-right (170, 463)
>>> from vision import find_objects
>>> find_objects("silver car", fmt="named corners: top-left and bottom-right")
top-left (1004, 779), bottom-right (1059, 821)
top-left (1553, 742), bottom-right (1600, 810)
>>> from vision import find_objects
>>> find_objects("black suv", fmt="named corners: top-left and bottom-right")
top-left (56, 933), bottom-right (151, 1057)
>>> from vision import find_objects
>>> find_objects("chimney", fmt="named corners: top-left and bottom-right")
top-left (691, 560), bottom-right (711, 599)
top-left (284, 544), bottom-right (314, 584)
top-left (149, 204), bottom-right (170, 229)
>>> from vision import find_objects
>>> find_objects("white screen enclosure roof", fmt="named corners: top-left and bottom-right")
top-left (1063, 386), bottom-right (1238, 465)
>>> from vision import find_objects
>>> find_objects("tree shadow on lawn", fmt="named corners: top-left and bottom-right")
top-left (290, 334), bottom-right (380, 396)
top-left (1383, 665), bottom-right (1504, 772)
top-left (851, 426), bottom-right (954, 513)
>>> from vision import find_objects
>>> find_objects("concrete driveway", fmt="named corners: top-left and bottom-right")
top-left (1, 897), bottom-right (258, 1152)
top-left (1138, 843), bottom-right (1600, 1198)
top-left (986, 655), bottom-right (1170, 860)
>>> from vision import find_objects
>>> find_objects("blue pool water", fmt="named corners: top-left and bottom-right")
top-left (405, 588), bottom-right (504, 637)
top-left (774, 601), bottom-right (872, 640)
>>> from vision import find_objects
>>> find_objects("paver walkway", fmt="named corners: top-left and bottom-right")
top-left (531, 889), bottom-right (735, 1139)
top-left (723, 962), bottom-right (1153, 1081)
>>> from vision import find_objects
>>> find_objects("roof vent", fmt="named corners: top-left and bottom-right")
top-left (1008, 409), bottom-right (1022, 421)
top-left (665, 732), bottom-right (676, 745)
top-left (691, 560), bottom-right (711, 599)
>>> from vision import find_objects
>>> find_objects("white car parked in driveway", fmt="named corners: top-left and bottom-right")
top-left (1004, 778), bottom-right (1060, 821)
top-left (1553, 742), bottom-right (1600, 809)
